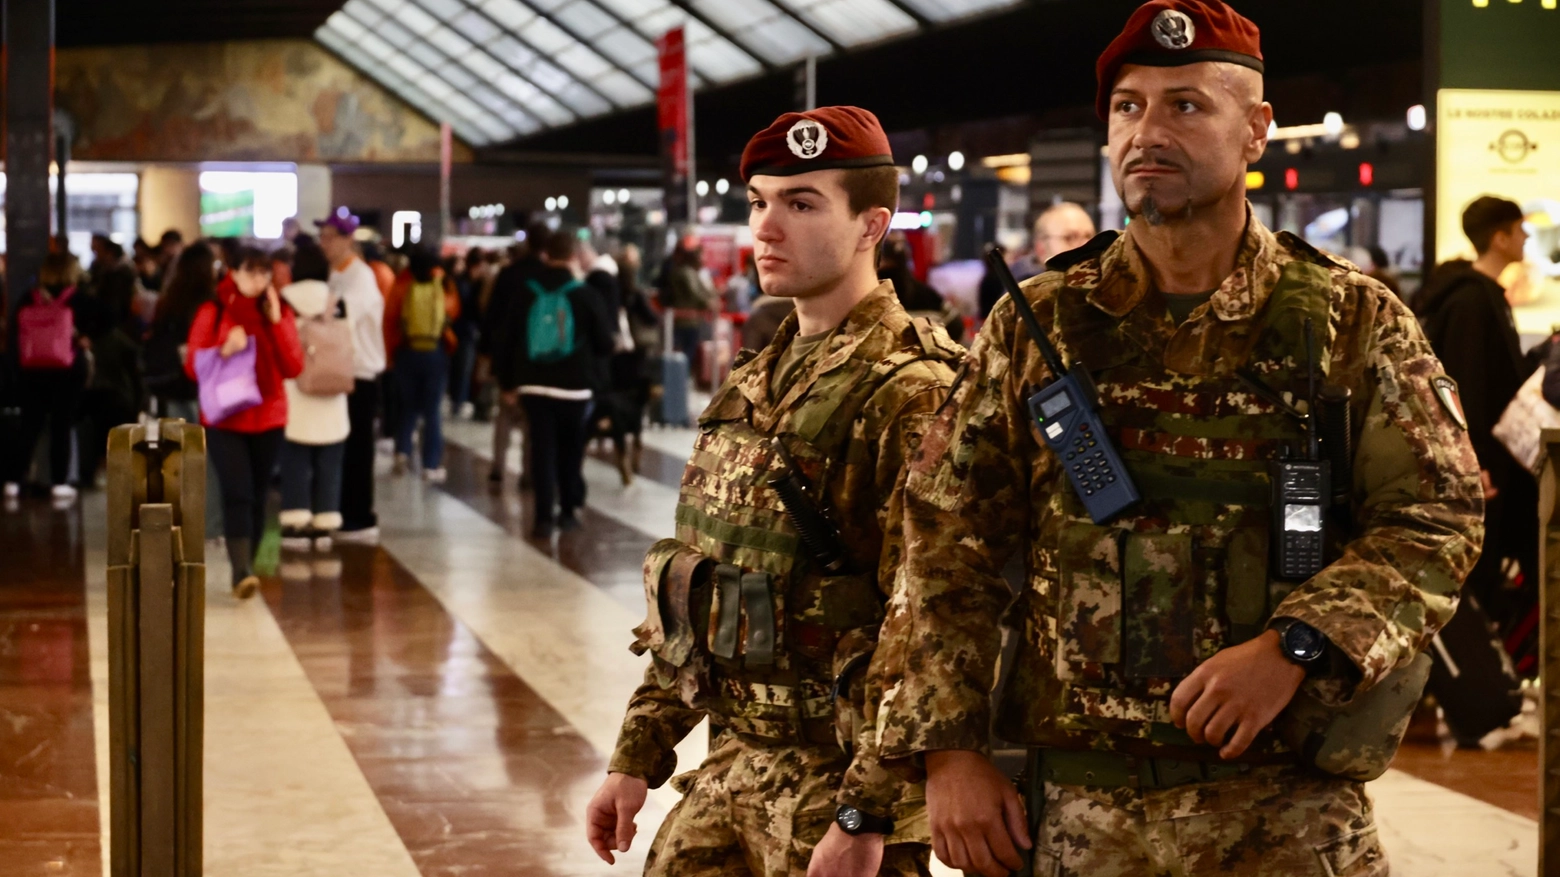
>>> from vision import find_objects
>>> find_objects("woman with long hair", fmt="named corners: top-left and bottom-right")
top-left (185, 247), bottom-right (303, 598)
top-left (146, 242), bottom-right (218, 421)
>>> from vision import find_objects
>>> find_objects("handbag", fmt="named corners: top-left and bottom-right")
top-left (1492, 365), bottom-right (1560, 475)
top-left (194, 338), bottom-right (262, 425)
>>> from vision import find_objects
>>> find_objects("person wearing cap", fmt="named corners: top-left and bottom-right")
top-left (872, 2), bottom-right (1483, 875)
top-left (584, 106), bottom-right (963, 876)
top-left (317, 211), bottom-right (388, 543)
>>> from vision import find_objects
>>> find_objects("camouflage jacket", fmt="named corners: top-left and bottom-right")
top-left (610, 282), bottom-right (962, 816)
top-left (874, 215), bottom-right (1483, 761)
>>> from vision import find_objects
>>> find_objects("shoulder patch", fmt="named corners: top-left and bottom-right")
top-left (1045, 230), bottom-right (1119, 272)
top-left (909, 315), bottom-right (967, 362)
top-left (1432, 375), bottom-right (1468, 430)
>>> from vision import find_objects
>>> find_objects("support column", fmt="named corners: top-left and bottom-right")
top-left (4, 0), bottom-right (55, 304)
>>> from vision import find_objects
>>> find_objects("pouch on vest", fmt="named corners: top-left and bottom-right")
top-left (1276, 652), bottom-right (1431, 781)
top-left (1122, 531), bottom-right (1198, 678)
top-left (1056, 523), bottom-right (1124, 667)
top-left (707, 564), bottom-right (777, 670)
top-left (633, 539), bottom-right (713, 686)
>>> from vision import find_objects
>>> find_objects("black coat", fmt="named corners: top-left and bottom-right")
top-left (492, 265), bottom-right (614, 393)
top-left (1415, 260), bottom-right (1529, 475)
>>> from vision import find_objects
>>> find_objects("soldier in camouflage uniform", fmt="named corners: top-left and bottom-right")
top-left (585, 107), bottom-right (962, 877)
top-left (871, 3), bottom-right (1484, 876)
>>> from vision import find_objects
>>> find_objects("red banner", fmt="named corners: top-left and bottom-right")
top-left (657, 27), bottom-right (689, 222)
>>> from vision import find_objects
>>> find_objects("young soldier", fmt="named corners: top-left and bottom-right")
top-left (585, 107), bottom-right (962, 876)
top-left (874, 2), bottom-right (1484, 875)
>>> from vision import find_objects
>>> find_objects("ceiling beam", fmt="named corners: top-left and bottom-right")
top-left (447, 0), bottom-right (623, 112)
top-left (338, 4), bottom-right (546, 135)
top-left (873, 0), bottom-right (933, 29)
top-left (508, 0), bottom-right (657, 90)
top-left (653, 0), bottom-right (776, 73)
top-left (739, 0), bottom-right (846, 55)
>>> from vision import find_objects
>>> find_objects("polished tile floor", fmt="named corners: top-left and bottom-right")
top-left (0, 416), bottom-right (1542, 876)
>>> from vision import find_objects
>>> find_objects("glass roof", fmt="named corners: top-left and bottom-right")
top-left (315, 0), bottom-right (1025, 145)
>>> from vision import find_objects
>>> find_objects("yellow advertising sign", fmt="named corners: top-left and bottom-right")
top-left (1437, 88), bottom-right (1560, 333)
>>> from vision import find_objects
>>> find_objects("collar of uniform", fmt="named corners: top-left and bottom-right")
top-left (1082, 205), bottom-right (1281, 322)
top-left (734, 280), bottom-right (899, 413)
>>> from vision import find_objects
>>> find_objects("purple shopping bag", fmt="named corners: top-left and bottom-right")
top-left (194, 339), bottom-right (263, 424)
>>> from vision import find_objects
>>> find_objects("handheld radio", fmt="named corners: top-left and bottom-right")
top-left (1265, 318), bottom-right (1330, 581)
top-left (984, 247), bottom-right (1139, 524)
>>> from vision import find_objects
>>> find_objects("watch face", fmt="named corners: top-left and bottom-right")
top-left (1283, 622), bottom-right (1326, 662)
top-left (839, 807), bottom-right (863, 832)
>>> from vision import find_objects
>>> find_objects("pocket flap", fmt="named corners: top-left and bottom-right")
top-left (1057, 523), bottom-right (1124, 665)
top-left (632, 539), bottom-right (710, 669)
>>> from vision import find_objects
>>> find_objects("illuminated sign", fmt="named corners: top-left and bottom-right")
top-left (1438, 88), bottom-right (1560, 331)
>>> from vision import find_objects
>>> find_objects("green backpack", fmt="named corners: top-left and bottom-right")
top-left (404, 279), bottom-right (447, 352)
top-left (526, 278), bottom-right (584, 363)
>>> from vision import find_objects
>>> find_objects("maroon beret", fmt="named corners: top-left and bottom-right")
top-left (1096, 0), bottom-right (1263, 120)
top-left (740, 106), bottom-right (895, 182)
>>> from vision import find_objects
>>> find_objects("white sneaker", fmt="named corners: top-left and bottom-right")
top-left (333, 526), bottom-right (380, 545)
top-left (422, 467), bottom-right (447, 484)
top-left (51, 484), bottom-right (78, 503)
top-left (3, 483), bottom-right (18, 499)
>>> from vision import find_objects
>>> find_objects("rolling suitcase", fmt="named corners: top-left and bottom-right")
top-left (651, 311), bottom-right (690, 427)
top-left (1426, 593), bottom-right (1523, 746)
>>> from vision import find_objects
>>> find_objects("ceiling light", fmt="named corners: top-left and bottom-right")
top-left (558, 195), bottom-right (569, 210)
top-left (948, 151), bottom-right (965, 171)
top-left (715, 178), bottom-right (730, 195)
top-left (1407, 105), bottom-right (1427, 131)
top-left (1323, 112), bottom-right (1344, 137)
top-left (545, 197), bottom-right (557, 212)
top-left (911, 155), bottom-right (928, 175)
top-left (618, 189), bottom-right (631, 203)
top-left (696, 180), bottom-right (710, 197)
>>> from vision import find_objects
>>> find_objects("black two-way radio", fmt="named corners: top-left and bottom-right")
top-left (984, 247), bottom-right (1139, 523)
top-left (1244, 318), bottom-right (1331, 581)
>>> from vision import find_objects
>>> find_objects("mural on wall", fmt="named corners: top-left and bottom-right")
top-left (56, 40), bottom-right (476, 164)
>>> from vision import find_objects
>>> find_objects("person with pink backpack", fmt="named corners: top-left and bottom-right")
top-left (5, 253), bottom-right (91, 503)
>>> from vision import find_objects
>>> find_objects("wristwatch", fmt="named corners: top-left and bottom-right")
top-left (1270, 617), bottom-right (1329, 670)
top-left (835, 804), bottom-right (894, 836)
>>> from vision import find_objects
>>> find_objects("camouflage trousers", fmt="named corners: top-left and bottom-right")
top-left (1028, 767), bottom-right (1386, 877)
top-left (644, 733), bottom-right (931, 877)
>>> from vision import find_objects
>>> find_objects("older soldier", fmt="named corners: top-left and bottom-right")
top-left (874, 2), bottom-right (1484, 875)
top-left (585, 107), bottom-right (961, 877)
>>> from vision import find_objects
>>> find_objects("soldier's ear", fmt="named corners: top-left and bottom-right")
top-left (859, 207), bottom-right (892, 254)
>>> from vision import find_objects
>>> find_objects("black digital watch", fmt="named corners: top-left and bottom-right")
top-left (1271, 617), bottom-right (1329, 669)
top-left (835, 804), bottom-right (894, 836)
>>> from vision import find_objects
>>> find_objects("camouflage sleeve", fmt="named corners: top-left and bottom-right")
top-left (607, 666), bottom-right (705, 788)
top-left (874, 305), bottom-right (1039, 760)
top-left (1273, 292), bottom-right (1484, 702)
top-left (839, 370), bottom-right (951, 815)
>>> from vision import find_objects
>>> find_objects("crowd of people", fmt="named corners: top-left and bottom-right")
top-left (0, 214), bottom-right (674, 593)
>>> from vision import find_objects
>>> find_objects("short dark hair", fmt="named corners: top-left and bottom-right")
top-left (407, 245), bottom-right (440, 283)
top-left (291, 241), bottom-right (330, 283)
top-left (840, 165), bottom-right (899, 218)
top-left (544, 226), bottom-right (580, 263)
top-left (1462, 196), bottom-right (1524, 255)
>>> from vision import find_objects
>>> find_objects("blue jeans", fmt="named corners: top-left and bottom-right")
top-left (279, 440), bottom-right (346, 515)
top-left (395, 349), bottom-right (448, 470)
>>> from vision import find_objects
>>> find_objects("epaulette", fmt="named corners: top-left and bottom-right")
top-left (909, 316), bottom-right (966, 362)
top-left (1045, 230), bottom-right (1120, 272)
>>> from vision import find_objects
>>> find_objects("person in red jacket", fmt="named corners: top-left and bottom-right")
top-left (185, 246), bottom-right (304, 598)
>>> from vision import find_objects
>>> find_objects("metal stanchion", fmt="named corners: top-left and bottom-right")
top-left (107, 419), bottom-right (206, 877)
top-left (1539, 428), bottom-right (1560, 877)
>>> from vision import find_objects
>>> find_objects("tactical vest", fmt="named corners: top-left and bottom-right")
top-left (1025, 258), bottom-right (1338, 750)
top-left (634, 314), bottom-right (962, 749)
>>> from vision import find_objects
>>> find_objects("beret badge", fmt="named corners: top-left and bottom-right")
top-left (787, 119), bottom-right (829, 160)
top-left (1152, 9), bottom-right (1195, 49)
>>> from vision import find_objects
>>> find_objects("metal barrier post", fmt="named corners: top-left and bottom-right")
top-left (107, 419), bottom-right (206, 877)
top-left (1538, 428), bottom-right (1560, 876)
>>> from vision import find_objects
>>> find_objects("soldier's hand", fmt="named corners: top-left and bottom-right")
top-left (1169, 629), bottom-right (1306, 759)
top-left (585, 772), bottom-right (648, 864)
top-left (925, 749), bottom-right (1031, 877)
top-left (806, 823), bottom-right (884, 877)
